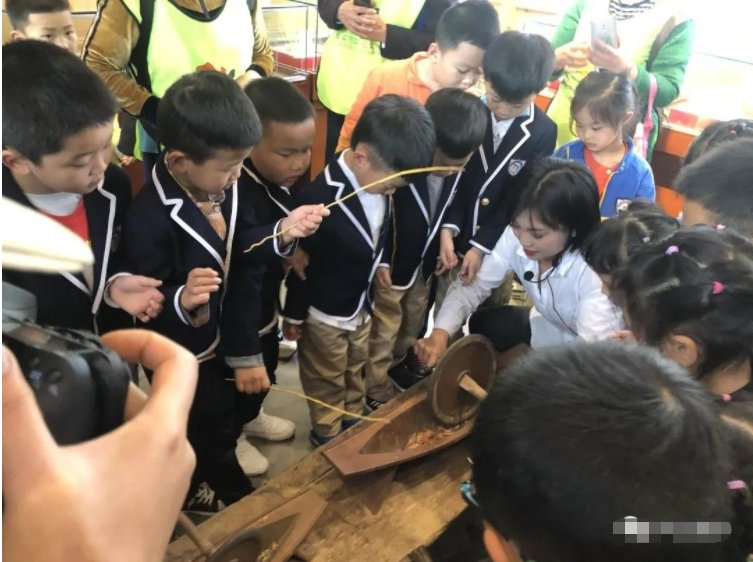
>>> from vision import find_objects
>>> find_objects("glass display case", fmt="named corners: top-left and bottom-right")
top-left (262, 0), bottom-right (330, 77)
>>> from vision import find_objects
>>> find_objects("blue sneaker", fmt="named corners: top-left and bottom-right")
top-left (308, 430), bottom-right (336, 448)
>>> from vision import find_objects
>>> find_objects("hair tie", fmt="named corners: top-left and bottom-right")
top-left (665, 245), bottom-right (680, 256)
top-left (728, 480), bottom-right (747, 491)
top-left (721, 393), bottom-right (732, 402)
top-left (642, 236), bottom-right (651, 243)
top-left (711, 281), bottom-right (725, 295)
top-left (716, 224), bottom-right (726, 231)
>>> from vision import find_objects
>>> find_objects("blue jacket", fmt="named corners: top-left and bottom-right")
top-left (554, 137), bottom-right (655, 217)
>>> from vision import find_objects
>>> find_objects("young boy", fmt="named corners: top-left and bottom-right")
top-left (675, 139), bottom-right (753, 238)
top-left (231, 77), bottom-right (317, 470)
top-left (283, 94), bottom-right (436, 446)
top-left (439, 31), bottom-right (557, 306)
top-left (334, 0), bottom-right (499, 153)
top-left (121, 70), bottom-right (325, 511)
top-left (365, 89), bottom-right (488, 406)
top-left (471, 341), bottom-right (747, 562)
top-left (2, 40), bottom-right (163, 333)
top-left (5, 0), bottom-right (77, 53)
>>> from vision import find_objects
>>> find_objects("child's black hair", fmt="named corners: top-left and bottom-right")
top-left (675, 139), bottom-right (753, 237)
top-left (472, 340), bottom-right (749, 562)
top-left (5, 0), bottom-right (71, 29)
top-left (482, 31), bottom-right (554, 103)
top-left (571, 69), bottom-right (637, 133)
top-left (582, 200), bottom-right (680, 277)
top-left (425, 88), bottom-right (487, 159)
top-left (350, 94), bottom-right (435, 172)
top-left (510, 157), bottom-right (600, 252)
top-left (2, 40), bottom-right (117, 164)
top-left (158, 70), bottom-right (262, 163)
top-left (614, 227), bottom-right (753, 380)
top-left (684, 119), bottom-right (753, 165)
top-left (434, 0), bottom-right (499, 51)
top-left (244, 76), bottom-right (314, 126)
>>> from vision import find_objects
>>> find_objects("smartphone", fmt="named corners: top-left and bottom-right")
top-left (591, 16), bottom-right (618, 47)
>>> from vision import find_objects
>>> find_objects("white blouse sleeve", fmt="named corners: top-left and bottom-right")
top-left (575, 266), bottom-right (624, 341)
top-left (434, 227), bottom-right (516, 335)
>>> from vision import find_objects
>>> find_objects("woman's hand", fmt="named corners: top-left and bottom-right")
top-left (554, 41), bottom-right (590, 71)
top-left (589, 39), bottom-right (637, 79)
top-left (414, 329), bottom-right (450, 368)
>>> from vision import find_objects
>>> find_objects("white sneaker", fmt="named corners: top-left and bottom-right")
top-left (236, 438), bottom-right (269, 476)
top-left (242, 408), bottom-right (296, 442)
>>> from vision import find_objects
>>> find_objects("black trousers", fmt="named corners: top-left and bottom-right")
top-left (234, 330), bottom-right (280, 433)
top-left (468, 305), bottom-right (531, 353)
top-left (188, 357), bottom-right (253, 505)
top-left (325, 108), bottom-right (345, 160)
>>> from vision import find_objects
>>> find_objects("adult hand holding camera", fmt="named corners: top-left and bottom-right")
top-left (2, 330), bottom-right (198, 562)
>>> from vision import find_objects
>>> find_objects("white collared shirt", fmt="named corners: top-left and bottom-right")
top-left (427, 173), bottom-right (444, 223)
top-left (435, 226), bottom-right (623, 347)
top-left (491, 113), bottom-right (516, 153)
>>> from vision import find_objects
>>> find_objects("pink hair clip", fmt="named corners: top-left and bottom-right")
top-left (712, 281), bottom-right (725, 295)
top-left (728, 480), bottom-right (748, 491)
top-left (721, 393), bottom-right (732, 402)
top-left (665, 245), bottom-right (680, 255)
top-left (716, 224), bottom-right (726, 231)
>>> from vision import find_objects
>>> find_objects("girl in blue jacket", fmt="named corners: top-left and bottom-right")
top-left (555, 69), bottom-right (655, 217)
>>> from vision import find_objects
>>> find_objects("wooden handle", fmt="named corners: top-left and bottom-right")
top-left (177, 512), bottom-right (215, 557)
top-left (458, 374), bottom-right (488, 400)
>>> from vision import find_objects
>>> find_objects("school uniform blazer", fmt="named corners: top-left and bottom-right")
top-left (235, 159), bottom-right (296, 335)
top-left (317, 0), bottom-right (456, 60)
top-left (2, 164), bottom-right (133, 333)
top-left (380, 171), bottom-right (462, 288)
top-left (554, 137), bottom-right (656, 218)
top-left (443, 104), bottom-right (557, 256)
top-left (283, 156), bottom-right (390, 322)
top-left (122, 155), bottom-right (259, 365)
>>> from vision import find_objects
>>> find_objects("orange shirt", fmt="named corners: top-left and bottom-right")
top-left (336, 52), bottom-right (432, 153)
top-left (40, 198), bottom-right (90, 244)
top-left (583, 146), bottom-right (625, 199)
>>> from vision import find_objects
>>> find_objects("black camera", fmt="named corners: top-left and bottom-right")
top-left (2, 282), bottom-right (131, 445)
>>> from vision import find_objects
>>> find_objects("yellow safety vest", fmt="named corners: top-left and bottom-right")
top-left (123, 0), bottom-right (254, 156)
top-left (317, 0), bottom-right (425, 115)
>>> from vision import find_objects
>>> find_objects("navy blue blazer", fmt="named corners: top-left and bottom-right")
top-left (443, 103), bottom-right (557, 256)
top-left (235, 159), bottom-right (296, 334)
top-left (2, 164), bottom-right (133, 333)
top-left (122, 154), bottom-right (266, 363)
top-left (284, 155), bottom-right (390, 322)
top-left (381, 171), bottom-right (462, 287)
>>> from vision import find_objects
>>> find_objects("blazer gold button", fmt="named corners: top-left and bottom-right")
top-left (481, 197), bottom-right (490, 206)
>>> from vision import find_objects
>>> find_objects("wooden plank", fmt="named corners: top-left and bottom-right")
top-left (165, 384), bottom-right (472, 562)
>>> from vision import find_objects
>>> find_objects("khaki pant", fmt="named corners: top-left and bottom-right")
top-left (365, 279), bottom-right (431, 401)
top-left (298, 315), bottom-right (370, 437)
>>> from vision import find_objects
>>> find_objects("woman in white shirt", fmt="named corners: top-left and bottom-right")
top-left (416, 158), bottom-right (623, 365)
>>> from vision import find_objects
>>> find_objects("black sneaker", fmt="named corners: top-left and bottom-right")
top-left (405, 347), bottom-right (433, 377)
top-left (388, 363), bottom-right (424, 392)
top-left (183, 482), bottom-right (226, 516)
top-left (364, 395), bottom-right (386, 413)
